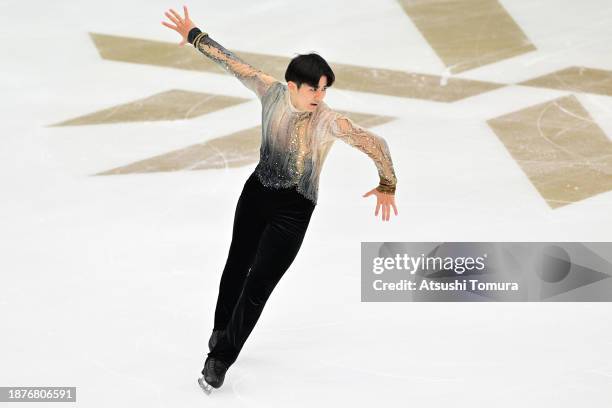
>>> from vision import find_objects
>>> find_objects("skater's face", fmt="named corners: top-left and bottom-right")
top-left (288, 75), bottom-right (328, 112)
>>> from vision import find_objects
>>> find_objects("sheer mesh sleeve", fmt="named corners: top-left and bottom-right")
top-left (331, 115), bottom-right (397, 194)
top-left (188, 27), bottom-right (277, 99)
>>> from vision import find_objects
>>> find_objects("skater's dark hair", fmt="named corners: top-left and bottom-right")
top-left (285, 53), bottom-right (335, 89)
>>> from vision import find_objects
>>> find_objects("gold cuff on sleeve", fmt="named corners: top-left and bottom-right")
top-left (193, 32), bottom-right (208, 48)
top-left (376, 179), bottom-right (396, 194)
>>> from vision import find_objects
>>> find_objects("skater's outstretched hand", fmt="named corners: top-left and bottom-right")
top-left (161, 5), bottom-right (197, 46)
top-left (363, 188), bottom-right (398, 222)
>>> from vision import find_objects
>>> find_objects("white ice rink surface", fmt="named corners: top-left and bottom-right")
top-left (1, 0), bottom-right (611, 406)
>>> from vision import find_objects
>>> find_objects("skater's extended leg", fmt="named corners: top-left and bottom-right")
top-left (210, 194), bottom-right (315, 366)
top-left (212, 173), bottom-right (268, 330)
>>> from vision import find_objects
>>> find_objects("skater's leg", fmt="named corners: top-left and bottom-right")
top-left (212, 173), bottom-right (268, 330)
top-left (210, 193), bottom-right (316, 366)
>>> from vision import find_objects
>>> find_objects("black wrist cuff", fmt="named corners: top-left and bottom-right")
top-left (188, 27), bottom-right (202, 44)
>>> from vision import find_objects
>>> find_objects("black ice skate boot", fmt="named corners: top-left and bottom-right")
top-left (208, 329), bottom-right (222, 352)
top-left (197, 356), bottom-right (228, 395)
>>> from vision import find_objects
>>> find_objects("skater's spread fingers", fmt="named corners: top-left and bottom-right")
top-left (169, 8), bottom-right (183, 22)
top-left (378, 196), bottom-right (387, 219)
top-left (392, 201), bottom-right (398, 215)
top-left (375, 200), bottom-right (381, 216)
top-left (165, 11), bottom-right (180, 25)
top-left (161, 21), bottom-right (178, 31)
top-left (164, 13), bottom-right (179, 26)
top-left (184, 5), bottom-right (189, 19)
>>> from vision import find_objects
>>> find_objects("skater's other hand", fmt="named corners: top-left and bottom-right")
top-left (161, 5), bottom-right (197, 46)
top-left (363, 188), bottom-right (398, 222)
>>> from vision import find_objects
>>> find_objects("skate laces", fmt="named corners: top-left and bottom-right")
top-left (207, 357), bottom-right (228, 374)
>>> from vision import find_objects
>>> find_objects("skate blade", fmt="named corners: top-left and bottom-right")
top-left (197, 377), bottom-right (213, 395)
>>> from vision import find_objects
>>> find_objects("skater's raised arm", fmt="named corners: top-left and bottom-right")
top-left (161, 6), bottom-right (278, 99)
top-left (330, 115), bottom-right (398, 221)
top-left (188, 27), bottom-right (278, 99)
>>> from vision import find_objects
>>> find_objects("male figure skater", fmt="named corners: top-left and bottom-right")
top-left (162, 5), bottom-right (398, 394)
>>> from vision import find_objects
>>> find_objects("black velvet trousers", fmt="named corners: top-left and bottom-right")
top-left (208, 171), bottom-right (316, 367)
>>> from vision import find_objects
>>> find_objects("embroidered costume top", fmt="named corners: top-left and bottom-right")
top-left (188, 28), bottom-right (397, 204)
